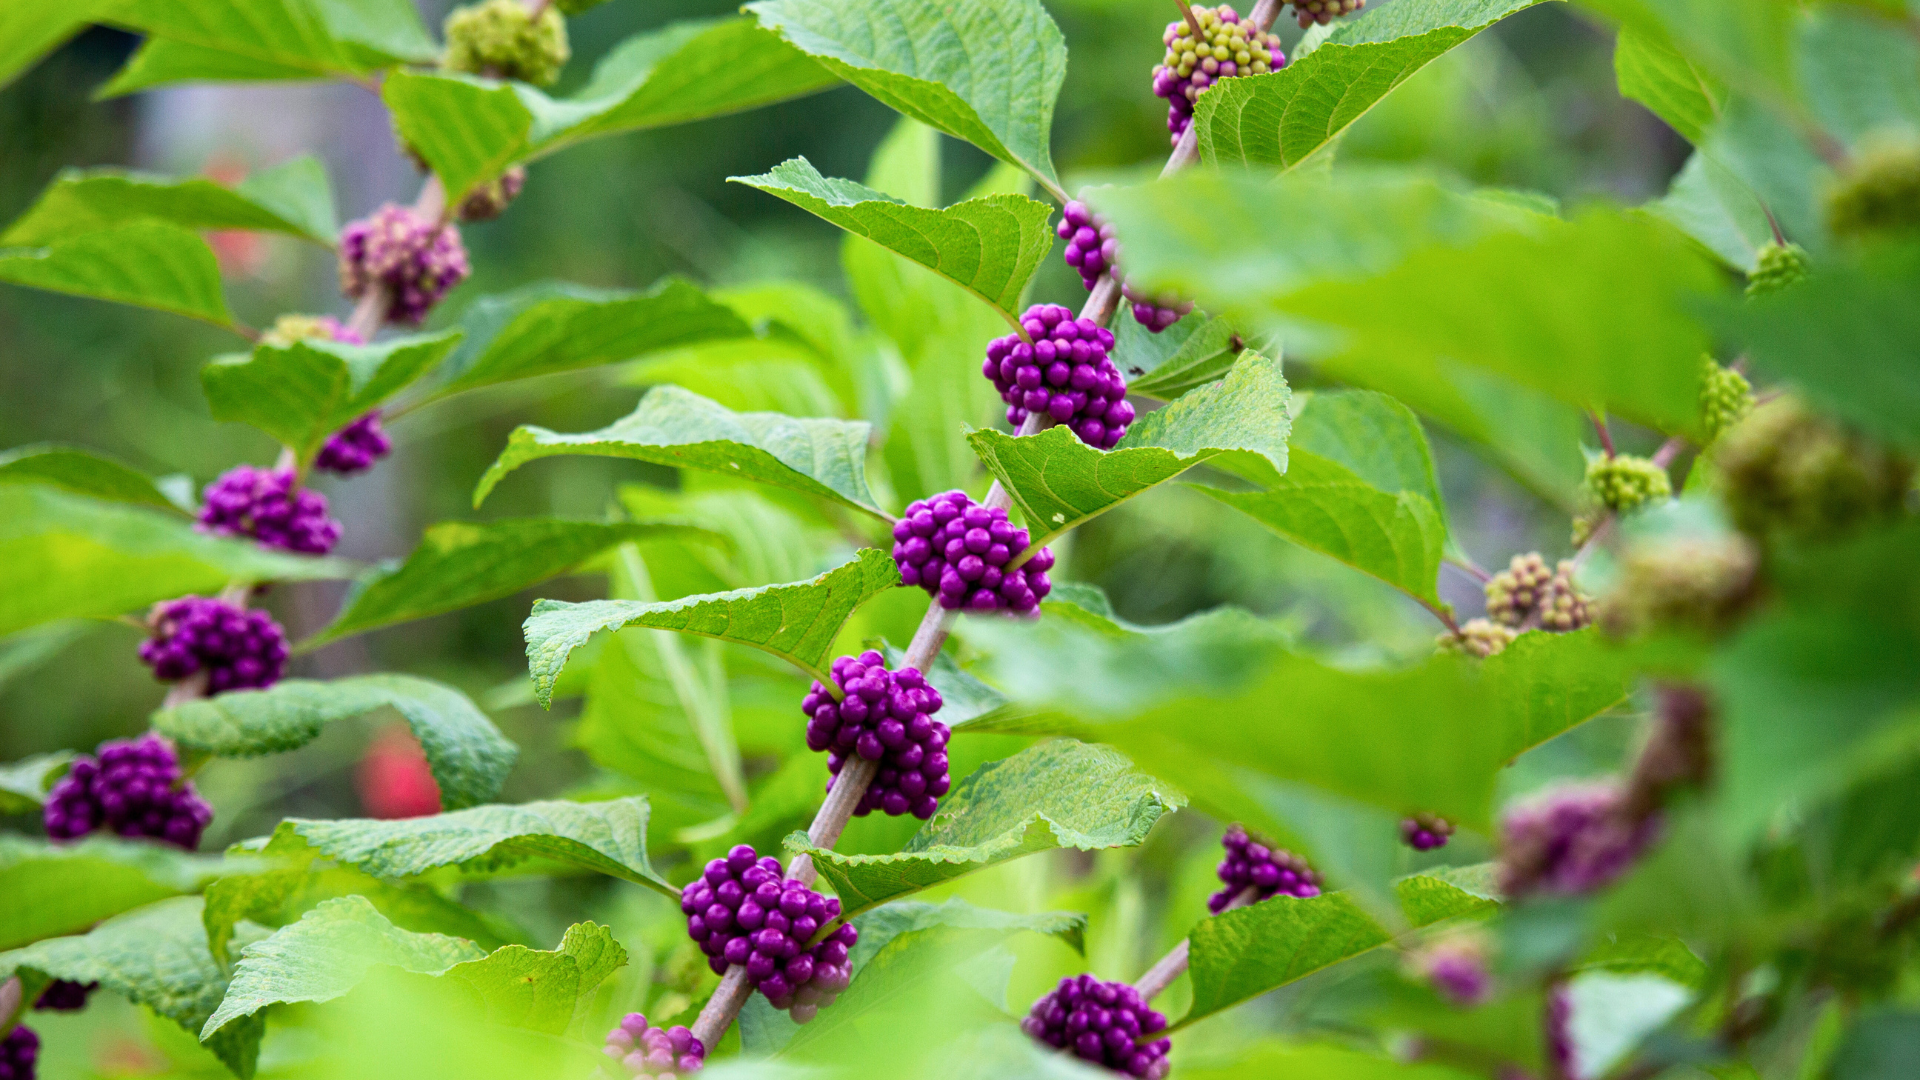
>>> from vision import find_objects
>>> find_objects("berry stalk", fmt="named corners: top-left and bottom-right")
top-left (1132, 887), bottom-right (1255, 1003)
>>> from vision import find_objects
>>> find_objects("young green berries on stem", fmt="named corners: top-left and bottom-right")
top-left (679, 846), bottom-right (857, 1022)
top-left (1573, 453), bottom-right (1671, 544)
top-left (1699, 359), bottom-right (1754, 444)
top-left (1290, 0), bottom-right (1365, 28)
top-left (1022, 975), bottom-right (1172, 1079)
top-left (1211, 824), bottom-right (1322, 911)
top-left (892, 490), bottom-right (1056, 615)
top-left (1744, 241), bottom-right (1810, 298)
top-left (602, 1013), bottom-right (704, 1078)
top-left (1151, 6), bottom-right (1286, 147)
top-left (339, 204), bottom-right (470, 325)
top-left (803, 652), bottom-right (951, 820)
top-left (985, 304), bottom-right (1135, 448)
top-left (442, 0), bottom-right (569, 86)
top-left (1714, 397), bottom-right (1914, 542)
top-left (42, 733), bottom-right (213, 850)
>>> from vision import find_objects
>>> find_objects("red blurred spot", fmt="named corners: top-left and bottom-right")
top-left (356, 725), bottom-right (442, 819)
top-left (202, 153), bottom-right (267, 278)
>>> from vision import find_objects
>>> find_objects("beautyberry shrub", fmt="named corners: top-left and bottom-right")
top-left (0, 1026), bottom-right (37, 1080)
top-left (1021, 975), bottom-right (1171, 1079)
top-left (984, 303), bottom-right (1134, 448)
top-left (42, 733), bottom-right (212, 849)
top-left (1211, 824), bottom-right (1321, 912)
top-left (138, 596), bottom-right (289, 693)
top-left (602, 1013), bottom-right (704, 1078)
top-left (891, 490), bottom-right (1055, 614)
top-left (803, 651), bottom-right (950, 819)
top-left (1152, 6), bottom-right (1284, 147)
top-left (197, 465), bottom-right (342, 554)
top-left (339, 204), bottom-right (470, 325)
top-left (1400, 811), bottom-right (1454, 852)
top-left (1498, 781), bottom-right (1656, 898)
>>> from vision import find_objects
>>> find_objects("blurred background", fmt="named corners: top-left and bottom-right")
top-left (0, 2), bottom-right (1685, 1074)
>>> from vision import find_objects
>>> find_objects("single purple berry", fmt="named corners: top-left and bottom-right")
top-left (138, 596), bottom-right (289, 695)
top-left (42, 733), bottom-right (212, 850)
top-left (1021, 975), bottom-right (1170, 1079)
top-left (1400, 811), bottom-right (1455, 852)
top-left (32, 980), bottom-right (97, 1013)
top-left (314, 411), bottom-right (393, 476)
top-left (890, 490), bottom-right (1056, 615)
top-left (984, 304), bottom-right (1135, 448)
top-left (678, 845), bottom-right (858, 1022)
top-left (1153, 6), bottom-right (1287, 147)
top-left (337, 203), bottom-right (469, 325)
top-left (1497, 781), bottom-right (1656, 898)
top-left (1209, 824), bottom-right (1321, 912)
top-left (197, 465), bottom-right (342, 555)
top-left (602, 1012), bottom-right (705, 1078)
top-left (805, 650), bottom-right (950, 819)
top-left (0, 1025), bottom-right (38, 1080)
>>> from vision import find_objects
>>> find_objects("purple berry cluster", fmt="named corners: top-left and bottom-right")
top-left (1121, 281), bottom-right (1194, 334)
top-left (602, 1013), bottom-right (704, 1078)
top-left (0, 1026), bottom-right (37, 1080)
top-left (1209, 824), bottom-right (1322, 912)
top-left (1498, 781), bottom-right (1656, 898)
top-left (1056, 202), bottom-right (1192, 333)
top-left (33, 981), bottom-right (96, 1012)
top-left (891, 490), bottom-right (1055, 614)
top-left (1152, 6), bottom-right (1285, 147)
top-left (42, 733), bottom-right (213, 850)
top-left (197, 465), bottom-right (342, 555)
top-left (984, 304), bottom-right (1135, 448)
top-left (1021, 975), bottom-right (1171, 1079)
top-left (338, 203), bottom-right (470, 324)
top-left (1400, 812), bottom-right (1454, 852)
top-left (803, 651), bottom-right (951, 820)
top-left (679, 845), bottom-right (857, 1021)
top-left (314, 411), bottom-right (392, 476)
top-left (138, 596), bottom-right (289, 694)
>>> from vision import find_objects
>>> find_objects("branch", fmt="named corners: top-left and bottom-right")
top-left (1134, 888), bottom-right (1256, 1002)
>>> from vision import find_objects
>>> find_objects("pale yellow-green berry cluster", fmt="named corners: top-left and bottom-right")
top-left (260, 314), bottom-right (340, 347)
top-left (1699, 358), bottom-right (1754, 444)
top-left (1485, 553), bottom-right (1590, 632)
top-left (1601, 534), bottom-right (1759, 637)
top-left (443, 0), bottom-right (569, 87)
top-left (1714, 397), bottom-right (1914, 540)
top-left (1438, 618), bottom-right (1515, 659)
top-left (1162, 8), bottom-right (1283, 79)
top-left (1825, 136), bottom-right (1920, 240)
top-left (1745, 240), bottom-right (1810, 298)
top-left (1586, 454), bottom-right (1673, 514)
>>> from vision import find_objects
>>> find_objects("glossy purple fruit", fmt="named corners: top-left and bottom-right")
top-left (1210, 823), bottom-right (1321, 912)
top-left (890, 489), bottom-right (1054, 615)
top-left (42, 733), bottom-right (212, 850)
top-left (602, 1012), bottom-right (704, 1078)
top-left (805, 651), bottom-right (950, 819)
top-left (138, 596), bottom-right (288, 694)
top-left (1021, 975), bottom-right (1170, 1079)
top-left (984, 304), bottom-right (1134, 448)
top-left (197, 465), bottom-right (342, 555)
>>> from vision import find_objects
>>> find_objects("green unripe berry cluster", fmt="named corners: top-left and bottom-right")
top-left (1585, 454), bottom-right (1672, 515)
top-left (1162, 7), bottom-right (1282, 79)
top-left (1699, 359), bottom-right (1754, 444)
top-left (1715, 397), bottom-right (1914, 541)
top-left (443, 0), bottom-right (569, 87)
top-left (1745, 241), bottom-right (1809, 298)
top-left (1437, 617), bottom-right (1515, 659)
top-left (1601, 534), bottom-right (1758, 637)
top-left (1825, 137), bottom-right (1920, 241)
top-left (1484, 553), bottom-right (1591, 633)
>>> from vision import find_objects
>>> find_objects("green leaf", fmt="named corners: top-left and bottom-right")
top-left (1828, 1010), bottom-right (1920, 1080)
top-left (968, 351), bottom-right (1291, 546)
top-left (95, 37), bottom-right (319, 98)
top-left (0, 753), bottom-right (70, 815)
top-left (1648, 150), bottom-right (1772, 273)
top-left (203, 896), bottom-right (485, 1042)
top-left (262, 797), bottom-right (671, 893)
top-left (103, 0), bottom-right (436, 82)
top-left (310, 518), bottom-right (719, 647)
top-left (1195, 0), bottom-right (1550, 171)
top-left (731, 157), bottom-right (1052, 324)
top-left (789, 739), bottom-right (1185, 917)
top-left (1, 160), bottom-right (336, 247)
top-left (0, 444), bottom-right (186, 513)
top-left (0, 220), bottom-right (233, 327)
top-left (1799, 7), bottom-right (1920, 149)
top-left (1574, 0), bottom-right (1796, 104)
top-left (383, 19), bottom-right (837, 203)
top-left (0, 896), bottom-right (263, 1077)
top-left (0, 2), bottom-right (100, 91)
top-left (0, 485), bottom-right (352, 638)
top-left (1394, 865), bottom-right (1501, 926)
top-left (202, 331), bottom-right (461, 462)
top-left (1176, 1041), bottom-right (1482, 1080)
top-left (522, 548), bottom-right (899, 702)
top-left (0, 835), bottom-right (240, 950)
top-left (1117, 313), bottom-right (1244, 401)
top-left (1613, 28), bottom-right (1723, 144)
top-left (429, 279), bottom-right (752, 401)
top-left (436, 922), bottom-right (625, 1034)
top-left (152, 674), bottom-right (517, 811)
top-left (746, 0), bottom-right (1068, 194)
top-left (474, 385), bottom-right (885, 517)
top-left (1180, 892), bottom-right (1392, 1027)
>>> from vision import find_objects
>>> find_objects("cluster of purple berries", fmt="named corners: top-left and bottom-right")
top-left (138, 596), bottom-right (289, 694)
top-left (0, 1026), bottom-right (37, 1080)
top-left (679, 845), bottom-right (857, 1021)
top-left (1209, 824), bottom-right (1321, 912)
top-left (1021, 975), bottom-right (1171, 1079)
top-left (602, 1013), bottom-right (704, 1078)
top-left (1400, 812), bottom-right (1454, 852)
top-left (33, 981), bottom-right (96, 1012)
top-left (891, 490), bottom-right (1055, 614)
top-left (1498, 781), bottom-right (1656, 898)
top-left (1416, 939), bottom-right (1491, 1007)
top-left (338, 203), bottom-right (470, 324)
top-left (314, 411), bottom-right (393, 476)
top-left (1056, 201), bottom-right (1192, 334)
top-left (803, 652), bottom-right (951, 820)
top-left (1152, 6), bottom-right (1286, 146)
top-left (197, 465), bottom-right (342, 555)
top-left (42, 733), bottom-right (213, 850)
top-left (984, 304), bottom-right (1135, 448)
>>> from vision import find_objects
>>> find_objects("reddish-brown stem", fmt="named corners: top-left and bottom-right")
top-left (1173, 0), bottom-right (1203, 40)
top-left (1589, 410), bottom-right (1615, 457)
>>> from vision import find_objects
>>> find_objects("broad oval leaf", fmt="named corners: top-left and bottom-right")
top-left (152, 674), bottom-right (518, 810)
top-left (747, 0), bottom-right (1068, 195)
top-left (522, 547), bottom-right (899, 703)
top-left (436, 921), bottom-right (625, 1034)
top-left (475, 385), bottom-right (885, 517)
top-left (1, 159), bottom-right (336, 247)
top-left (731, 157), bottom-right (1053, 324)
top-left (0, 220), bottom-right (233, 327)
top-left (1648, 151), bottom-right (1773, 274)
top-left (96, 36), bottom-right (319, 98)
top-left (0, 444), bottom-right (186, 513)
top-left (0, 834), bottom-right (243, 951)
top-left (789, 739), bottom-right (1186, 917)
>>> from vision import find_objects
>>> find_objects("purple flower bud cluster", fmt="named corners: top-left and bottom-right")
top-left (602, 1013), bottom-right (703, 1078)
top-left (1057, 202), bottom-right (1193, 333)
top-left (891, 490), bottom-right (1055, 614)
top-left (804, 651), bottom-right (951, 820)
top-left (1152, 6), bottom-right (1285, 146)
top-left (197, 465), bottom-right (342, 555)
top-left (985, 304), bottom-right (1135, 448)
top-left (338, 203), bottom-right (470, 325)
top-left (679, 845), bottom-right (857, 1021)
top-left (138, 596), bottom-right (289, 694)
top-left (0, 1025), bottom-right (37, 1080)
top-left (1021, 975), bottom-right (1171, 1079)
top-left (1498, 781), bottom-right (1656, 898)
top-left (1400, 811), bottom-right (1454, 852)
top-left (1210, 824), bottom-right (1321, 912)
top-left (42, 733), bottom-right (213, 850)
top-left (314, 411), bottom-right (393, 476)
top-left (33, 981), bottom-right (97, 1012)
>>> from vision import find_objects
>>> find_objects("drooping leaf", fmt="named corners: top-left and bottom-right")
top-left (0, 485), bottom-right (352, 638)
top-left (0, 444), bottom-right (186, 513)
top-left (731, 157), bottom-right (1053, 324)
top-left (474, 385), bottom-right (886, 518)
top-left (0, 896), bottom-right (264, 1077)
top-left (968, 351), bottom-right (1290, 546)
top-left (746, 0), bottom-right (1068, 194)
top-left (436, 922), bottom-right (626, 1034)
top-left (0, 220), bottom-right (234, 327)
top-left (789, 739), bottom-right (1186, 916)
top-left (261, 797), bottom-right (671, 893)
top-left (1195, 0), bottom-right (1551, 172)
top-left (0, 753), bottom-right (70, 815)
top-left (522, 548), bottom-right (899, 702)
top-left (309, 519), bottom-right (719, 647)
top-left (1179, 892), bottom-right (1392, 1027)
top-left (202, 332), bottom-right (461, 463)
top-left (1613, 28), bottom-right (1723, 144)
top-left (1, 159), bottom-right (337, 247)
top-left (0, 834), bottom-right (241, 951)
top-left (1117, 313), bottom-right (1244, 401)
top-left (152, 674), bottom-right (517, 811)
